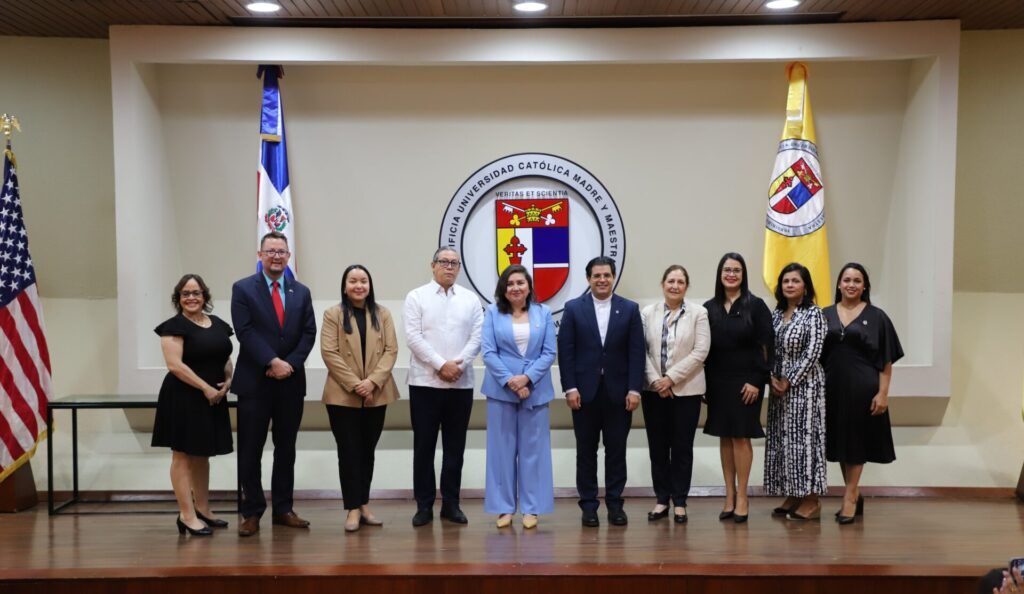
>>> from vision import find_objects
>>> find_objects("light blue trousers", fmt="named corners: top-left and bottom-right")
top-left (484, 398), bottom-right (555, 515)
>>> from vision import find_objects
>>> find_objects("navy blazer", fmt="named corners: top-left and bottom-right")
top-left (557, 293), bottom-right (645, 404)
top-left (230, 272), bottom-right (317, 397)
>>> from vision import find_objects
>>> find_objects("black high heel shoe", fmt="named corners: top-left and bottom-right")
top-left (177, 516), bottom-right (213, 536)
top-left (196, 510), bottom-right (229, 529)
top-left (647, 508), bottom-right (669, 521)
top-left (831, 495), bottom-right (864, 520)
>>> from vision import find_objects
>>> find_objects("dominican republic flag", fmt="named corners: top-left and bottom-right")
top-left (256, 65), bottom-right (295, 278)
top-left (0, 143), bottom-right (54, 484)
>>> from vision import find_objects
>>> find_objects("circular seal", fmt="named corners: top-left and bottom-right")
top-left (264, 206), bottom-right (291, 233)
top-left (439, 153), bottom-right (625, 321)
top-left (766, 138), bottom-right (826, 237)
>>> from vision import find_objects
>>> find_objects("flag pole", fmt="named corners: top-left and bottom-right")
top-left (0, 112), bottom-right (40, 511)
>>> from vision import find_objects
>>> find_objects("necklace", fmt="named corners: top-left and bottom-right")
top-left (184, 314), bottom-right (211, 328)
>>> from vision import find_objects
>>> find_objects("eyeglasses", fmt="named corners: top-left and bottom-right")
top-left (261, 249), bottom-right (290, 258)
top-left (180, 290), bottom-right (204, 298)
top-left (722, 267), bottom-right (744, 275)
top-left (434, 259), bottom-right (461, 269)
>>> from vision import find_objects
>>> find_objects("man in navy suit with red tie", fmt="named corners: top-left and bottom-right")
top-left (557, 256), bottom-right (645, 527)
top-left (231, 231), bottom-right (317, 536)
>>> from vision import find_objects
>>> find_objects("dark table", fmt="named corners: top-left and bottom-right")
top-left (46, 394), bottom-right (239, 515)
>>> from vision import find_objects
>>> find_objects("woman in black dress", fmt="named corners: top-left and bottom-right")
top-left (152, 274), bottom-right (234, 536)
top-left (702, 253), bottom-right (774, 523)
top-left (821, 263), bottom-right (903, 524)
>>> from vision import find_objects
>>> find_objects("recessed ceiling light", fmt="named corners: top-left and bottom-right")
top-left (246, 2), bottom-right (281, 13)
top-left (765, 0), bottom-right (800, 8)
top-left (513, 2), bottom-right (548, 13)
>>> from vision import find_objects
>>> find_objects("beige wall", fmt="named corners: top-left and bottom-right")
top-left (954, 30), bottom-right (1024, 292)
top-left (2, 28), bottom-right (1023, 492)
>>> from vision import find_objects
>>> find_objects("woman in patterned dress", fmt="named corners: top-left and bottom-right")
top-left (765, 263), bottom-right (828, 521)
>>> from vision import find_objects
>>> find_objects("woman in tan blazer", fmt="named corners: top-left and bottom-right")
top-left (640, 265), bottom-right (710, 524)
top-left (321, 264), bottom-right (400, 532)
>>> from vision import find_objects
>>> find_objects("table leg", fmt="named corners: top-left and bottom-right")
top-left (47, 406), bottom-right (54, 515)
top-left (72, 409), bottom-right (79, 504)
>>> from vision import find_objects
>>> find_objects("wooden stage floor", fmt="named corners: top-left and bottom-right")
top-left (2, 496), bottom-right (1021, 593)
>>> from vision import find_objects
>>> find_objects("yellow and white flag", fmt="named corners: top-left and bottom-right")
top-left (763, 62), bottom-right (831, 306)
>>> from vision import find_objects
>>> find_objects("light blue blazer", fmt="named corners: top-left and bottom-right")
top-left (481, 303), bottom-right (557, 409)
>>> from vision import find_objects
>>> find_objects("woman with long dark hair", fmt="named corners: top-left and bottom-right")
top-left (153, 274), bottom-right (234, 536)
top-left (765, 263), bottom-right (828, 521)
top-left (702, 253), bottom-right (774, 523)
top-left (481, 265), bottom-right (557, 529)
top-left (321, 264), bottom-right (400, 532)
top-left (821, 263), bottom-right (903, 524)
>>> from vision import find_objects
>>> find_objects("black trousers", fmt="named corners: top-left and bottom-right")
top-left (641, 392), bottom-right (702, 507)
top-left (326, 404), bottom-right (387, 510)
top-left (409, 386), bottom-right (474, 510)
top-left (236, 390), bottom-right (305, 518)
top-left (571, 380), bottom-right (632, 513)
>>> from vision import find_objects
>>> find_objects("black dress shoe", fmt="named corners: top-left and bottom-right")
top-left (718, 510), bottom-right (735, 521)
top-left (581, 510), bottom-right (600, 527)
top-left (673, 511), bottom-right (688, 524)
top-left (412, 509), bottom-right (433, 527)
top-left (733, 513), bottom-right (748, 524)
top-left (440, 505), bottom-right (468, 524)
top-left (195, 510), bottom-right (229, 528)
top-left (607, 509), bottom-right (628, 526)
top-left (647, 508), bottom-right (669, 522)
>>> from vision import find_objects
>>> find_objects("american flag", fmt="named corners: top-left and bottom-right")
top-left (0, 146), bottom-right (53, 483)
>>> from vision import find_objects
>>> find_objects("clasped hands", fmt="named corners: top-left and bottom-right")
top-left (506, 374), bottom-right (531, 400)
top-left (437, 359), bottom-right (464, 383)
top-left (651, 376), bottom-right (674, 398)
top-left (354, 378), bottom-right (376, 405)
top-left (266, 357), bottom-right (294, 380)
top-left (203, 381), bottom-right (230, 406)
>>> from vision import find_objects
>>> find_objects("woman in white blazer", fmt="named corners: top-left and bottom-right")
top-left (481, 265), bottom-right (557, 529)
top-left (640, 265), bottom-right (710, 524)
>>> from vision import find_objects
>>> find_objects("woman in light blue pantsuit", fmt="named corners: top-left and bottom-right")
top-left (481, 264), bottom-right (557, 529)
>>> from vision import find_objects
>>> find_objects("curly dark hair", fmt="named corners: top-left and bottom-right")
top-left (171, 274), bottom-right (213, 314)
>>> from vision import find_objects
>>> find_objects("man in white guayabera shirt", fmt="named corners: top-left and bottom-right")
top-left (404, 247), bottom-right (483, 527)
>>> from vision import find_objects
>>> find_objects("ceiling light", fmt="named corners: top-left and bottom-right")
top-left (765, 0), bottom-right (800, 8)
top-left (246, 2), bottom-right (281, 13)
top-left (513, 2), bottom-right (548, 12)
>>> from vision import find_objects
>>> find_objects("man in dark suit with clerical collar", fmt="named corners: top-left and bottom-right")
top-left (557, 256), bottom-right (645, 527)
top-left (231, 231), bottom-right (317, 536)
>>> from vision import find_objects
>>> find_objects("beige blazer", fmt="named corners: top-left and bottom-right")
top-left (641, 300), bottom-right (710, 397)
top-left (321, 304), bottom-right (400, 407)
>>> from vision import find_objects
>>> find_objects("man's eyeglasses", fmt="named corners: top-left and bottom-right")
top-left (434, 259), bottom-right (461, 269)
top-left (262, 249), bottom-right (290, 258)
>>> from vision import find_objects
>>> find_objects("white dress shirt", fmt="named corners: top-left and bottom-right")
top-left (403, 280), bottom-right (483, 389)
top-left (593, 294), bottom-right (612, 346)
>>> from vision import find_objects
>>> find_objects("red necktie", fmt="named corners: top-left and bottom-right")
top-left (271, 281), bottom-right (285, 327)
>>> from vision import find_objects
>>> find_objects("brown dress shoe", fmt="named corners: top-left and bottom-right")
top-left (272, 511), bottom-right (311, 528)
top-left (238, 516), bottom-right (260, 537)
